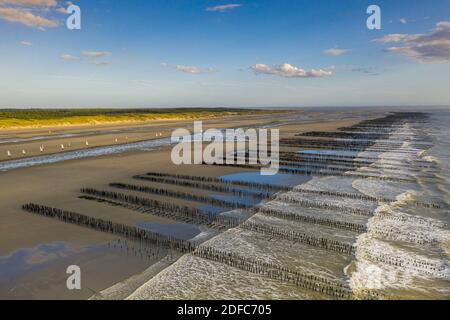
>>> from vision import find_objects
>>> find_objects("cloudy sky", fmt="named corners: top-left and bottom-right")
top-left (0, 0), bottom-right (449, 108)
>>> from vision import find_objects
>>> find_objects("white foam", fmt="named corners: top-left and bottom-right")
top-left (350, 126), bottom-right (450, 296)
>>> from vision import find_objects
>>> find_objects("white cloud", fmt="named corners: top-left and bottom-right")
top-left (0, 7), bottom-right (58, 27)
top-left (437, 21), bottom-right (450, 30)
top-left (56, 6), bottom-right (66, 14)
top-left (81, 51), bottom-right (112, 58)
top-left (87, 60), bottom-right (111, 66)
top-left (374, 21), bottom-right (450, 63)
top-left (400, 18), bottom-right (408, 24)
top-left (20, 40), bottom-right (32, 46)
top-left (56, 2), bottom-right (73, 14)
top-left (0, 0), bottom-right (57, 7)
top-left (61, 52), bottom-right (111, 65)
top-left (60, 54), bottom-right (79, 61)
top-left (206, 4), bottom-right (241, 12)
top-left (162, 62), bottom-right (215, 74)
top-left (251, 63), bottom-right (333, 78)
top-left (324, 48), bottom-right (350, 56)
top-left (175, 65), bottom-right (215, 74)
top-left (351, 67), bottom-right (379, 76)
top-left (374, 34), bottom-right (417, 43)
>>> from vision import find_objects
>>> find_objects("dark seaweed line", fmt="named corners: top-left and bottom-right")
top-left (193, 246), bottom-right (353, 299)
top-left (231, 156), bottom-right (361, 173)
top-left (335, 130), bottom-right (431, 141)
top-left (292, 188), bottom-right (442, 209)
top-left (280, 151), bottom-right (433, 166)
top-left (342, 171), bottom-right (415, 183)
top-left (340, 124), bottom-right (424, 131)
top-left (296, 130), bottom-right (430, 141)
top-left (281, 138), bottom-right (406, 149)
top-left (280, 154), bottom-right (434, 173)
top-left (277, 195), bottom-right (374, 217)
top-left (145, 172), bottom-right (291, 192)
top-left (240, 221), bottom-right (356, 255)
top-left (78, 195), bottom-right (228, 230)
top-left (208, 162), bottom-right (349, 178)
top-left (280, 153), bottom-right (373, 165)
top-left (293, 187), bottom-right (392, 203)
top-left (279, 143), bottom-right (419, 154)
top-left (368, 227), bottom-right (439, 246)
top-left (358, 247), bottom-right (447, 276)
top-left (279, 139), bottom-right (419, 153)
top-left (259, 207), bottom-right (367, 233)
top-left (280, 144), bottom-right (415, 154)
top-left (280, 154), bottom-right (376, 166)
top-left (22, 203), bottom-right (196, 253)
top-left (296, 141), bottom-right (415, 150)
top-left (281, 135), bottom-right (416, 146)
top-left (297, 132), bottom-right (397, 140)
top-left (109, 182), bottom-right (254, 210)
top-left (133, 175), bottom-right (271, 200)
top-left (278, 160), bottom-right (427, 178)
top-left (80, 188), bottom-right (242, 228)
top-left (208, 162), bottom-right (416, 183)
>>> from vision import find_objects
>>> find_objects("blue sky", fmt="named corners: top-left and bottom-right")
top-left (0, 0), bottom-right (449, 108)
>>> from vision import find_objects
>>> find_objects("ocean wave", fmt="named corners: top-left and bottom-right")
top-left (394, 191), bottom-right (419, 206)
top-left (367, 204), bottom-right (449, 246)
top-left (350, 183), bottom-right (450, 297)
top-left (350, 233), bottom-right (450, 298)
top-left (423, 156), bottom-right (440, 164)
top-left (352, 179), bottom-right (418, 200)
top-left (127, 254), bottom-right (312, 300)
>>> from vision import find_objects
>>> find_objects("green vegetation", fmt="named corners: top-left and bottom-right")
top-left (0, 108), bottom-right (265, 129)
